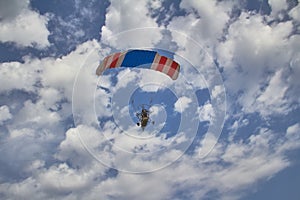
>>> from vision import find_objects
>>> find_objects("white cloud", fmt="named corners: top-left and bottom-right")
top-left (0, 60), bottom-right (40, 93)
top-left (138, 69), bottom-right (173, 92)
top-left (0, 1), bottom-right (50, 48)
top-left (216, 11), bottom-right (296, 117)
top-left (174, 96), bottom-right (192, 113)
top-left (217, 12), bottom-right (292, 75)
top-left (80, 125), bottom-right (297, 200)
top-left (114, 68), bottom-right (138, 92)
top-left (168, 0), bottom-right (231, 48)
top-left (101, 0), bottom-right (162, 49)
top-left (84, 172), bottom-right (172, 200)
top-left (0, 105), bottom-right (12, 125)
top-left (25, 159), bottom-right (45, 173)
top-left (41, 39), bottom-right (101, 108)
top-left (0, 39), bottom-right (104, 185)
top-left (286, 123), bottom-right (300, 140)
top-left (1, 1), bottom-right (300, 200)
top-left (217, 154), bottom-right (288, 195)
top-left (9, 127), bottom-right (35, 139)
top-left (289, 4), bottom-right (300, 22)
top-left (12, 100), bottom-right (61, 128)
top-left (37, 163), bottom-right (95, 193)
top-left (254, 69), bottom-right (290, 116)
top-left (211, 85), bottom-right (224, 99)
top-left (39, 87), bottom-right (61, 109)
top-left (0, 0), bottom-right (29, 21)
top-left (197, 102), bottom-right (215, 122)
top-left (268, 0), bottom-right (288, 17)
top-left (287, 35), bottom-right (300, 102)
top-left (282, 123), bottom-right (300, 151)
top-left (192, 127), bottom-right (296, 199)
top-left (148, 0), bottom-right (162, 10)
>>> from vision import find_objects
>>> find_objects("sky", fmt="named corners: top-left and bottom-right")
top-left (0, 0), bottom-right (300, 199)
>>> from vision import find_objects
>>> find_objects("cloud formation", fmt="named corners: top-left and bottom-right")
top-left (0, 0), bottom-right (300, 200)
top-left (0, 0), bottom-right (50, 48)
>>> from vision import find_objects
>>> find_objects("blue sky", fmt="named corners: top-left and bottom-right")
top-left (0, 0), bottom-right (300, 199)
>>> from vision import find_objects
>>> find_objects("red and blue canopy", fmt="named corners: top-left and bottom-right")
top-left (96, 50), bottom-right (180, 80)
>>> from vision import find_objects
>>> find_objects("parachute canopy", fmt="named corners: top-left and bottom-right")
top-left (96, 50), bottom-right (180, 80)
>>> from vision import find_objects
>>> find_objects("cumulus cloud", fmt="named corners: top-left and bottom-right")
top-left (100, 0), bottom-right (162, 48)
top-left (168, 0), bottom-right (231, 48)
top-left (1, 1), bottom-right (300, 200)
top-left (0, 60), bottom-right (41, 93)
top-left (0, 0), bottom-right (28, 20)
top-left (174, 96), bottom-right (192, 113)
top-left (268, 0), bottom-right (288, 17)
top-left (0, 0), bottom-right (50, 48)
top-left (216, 10), bottom-right (298, 117)
top-left (255, 69), bottom-right (290, 116)
top-left (197, 102), bottom-right (215, 122)
top-left (283, 123), bottom-right (300, 150)
top-left (289, 3), bottom-right (300, 22)
top-left (0, 105), bottom-right (12, 125)
top-left (49, 125), bottom-right (299, 200)
top-left (0, 39), bottom-right (102, 181)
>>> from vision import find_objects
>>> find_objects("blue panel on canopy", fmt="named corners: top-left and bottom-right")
top-left (121, 50), bottom-right (156, 68)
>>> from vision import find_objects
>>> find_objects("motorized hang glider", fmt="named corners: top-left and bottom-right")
top-left (96, 49), bottom-right (180, 80)
top-left (96, 49), bottom-right (180, 130)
